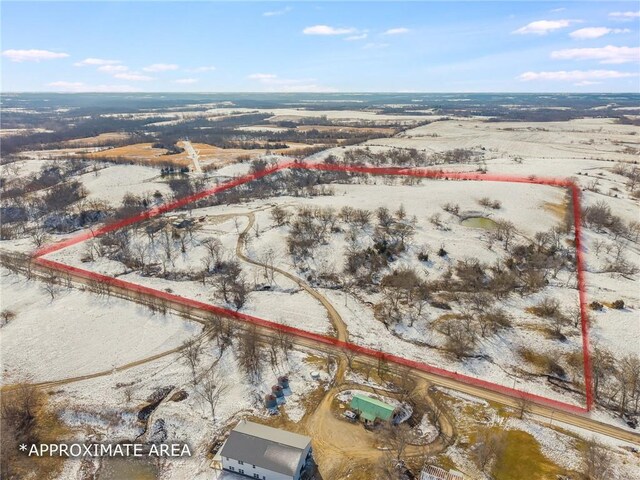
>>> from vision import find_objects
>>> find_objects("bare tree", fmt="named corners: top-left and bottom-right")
top-left (1, 382), bottom-right (40, 478)
top-left (375, 454), bottom-right (403, 480)
top-left (42, 269), bottom-right (59, 300)
top-left (515, 395), bottom-right (532, 419)
top-left (123, 384), bottom-right (135, 403)
top-left (472, 428), bottom-right (507, 473)
top-left (28, 227), bottom-right (49, 249)
top-left (158, 228), bottom-right (175, 275)
top-left (181, 338), bottom-right (204, 385)
top-left (270, 205), bottom-right (291, 226)
top-left (383, 423), bottom-right (412, 463)
top-left (492, 220), bottom-right (517, 250)
top-left (259, 248), bottom-right (276, 285)
top-left (344, 349), bottom-right (356, 371)
top-left (580, 438), bottom-right (614, 480)
top-left (201, 237), bottom-right (223, 268)
top-left (276, 329), bottom-right (293, 361)
top-left (195, 367), bottom-right (230, 420)
top-left (237, 325), bottom-right (262, 384)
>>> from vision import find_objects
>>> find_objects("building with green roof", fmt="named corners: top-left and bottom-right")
top-left (349, 393), bottom-right (396, 423)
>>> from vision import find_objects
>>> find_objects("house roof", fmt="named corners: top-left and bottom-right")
top-left (350, 393), bottom-right (395, 421)
top-left (421, 465), bottom-right (464, 480)
top-left (220, 421), bottom-right (311, 476)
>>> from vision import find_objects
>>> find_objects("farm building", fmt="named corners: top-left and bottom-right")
top-left (349, 393), bottom-right (395, 423)
top-left (215, 420), bottom-right (313, 480)
top-left (421, 464), bottom-right (464, 480)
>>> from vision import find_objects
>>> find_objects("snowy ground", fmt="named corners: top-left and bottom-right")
top-left (2, 114), bottom-right (638, 479)
top-left (436, 387), bottom-right (640, 480)
top-left (42, 177), bottom-right (589, 406)
top-left (47, 343), bottom-right (330, 480)
top-left (46, 213), bottom-right (332, 335)
top-left (0, 269), bottom-right (201, 383)
top-left (78, 164), bottom-right (173, 207)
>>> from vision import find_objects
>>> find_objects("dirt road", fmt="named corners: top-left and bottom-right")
top-left (2, 244), bottom-right (638, 451)
top-left (235, 210), bottom-right (349, 343)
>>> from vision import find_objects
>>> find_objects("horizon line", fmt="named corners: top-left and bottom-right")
top-left (3, 91), bottom-right (640, 95)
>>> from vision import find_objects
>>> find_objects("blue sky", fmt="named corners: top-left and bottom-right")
top-left (2, 1), bottom-right (639, 92)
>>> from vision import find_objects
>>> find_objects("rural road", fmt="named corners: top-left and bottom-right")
top-left (235, 210), bottom-right (349, 343)
top-left (2, 244), bottom-right (639, 448)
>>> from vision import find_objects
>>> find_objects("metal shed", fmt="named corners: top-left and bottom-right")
top-left (349, 393), bottom-right (395, 422)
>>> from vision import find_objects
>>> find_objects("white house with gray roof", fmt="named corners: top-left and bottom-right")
top-left (217, 420), bottom-right (312, 480)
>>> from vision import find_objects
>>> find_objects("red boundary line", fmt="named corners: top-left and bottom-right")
top-left (33, 162), bottom-right (593, 414)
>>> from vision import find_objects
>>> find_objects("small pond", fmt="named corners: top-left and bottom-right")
top-left (98, 457), bottom-right (157, 480)
top-left (460, 216), bottom-right (498, 230)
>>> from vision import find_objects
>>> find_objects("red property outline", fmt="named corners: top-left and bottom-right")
top-left (33, 161), bottom-right (593, 414)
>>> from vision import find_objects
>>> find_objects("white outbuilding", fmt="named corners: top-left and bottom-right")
top-left (217, 420), bottom-right (313, 480)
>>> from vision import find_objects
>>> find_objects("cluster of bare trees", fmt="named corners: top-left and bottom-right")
top-left (198, 169), bottom-right (347, 210)
top-left (344, 206), bottom-right (417, 287)
top-left (85, 212), bottom-right (254, 309)
top-left (581, 200), bottom-right (639, 276)
top-left (529, 297), bottom-right (573, 339)
top-left (589, 346), bottom-right (640, 418)
top-left (374, 267), bottom-right (429, 329)
top-left (435, 291), bottom-right (512, 359)
top-left (1, 161), bottom-right (97, 240)
top-left (211, 260), bottom-right (250, 310)
top-left (477, 196), bottom-right (502, 210)
top-left (1, 384), bottom-right (46, 479)
top-left (236, 325), bottom-right (263, 384)
top-left (341, 146), bottom-right (484, 168)
top-left (612, 162), bottom-right (640, 198)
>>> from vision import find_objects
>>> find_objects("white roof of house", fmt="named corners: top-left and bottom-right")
top-left (220, 421), bottom-right (311, 476)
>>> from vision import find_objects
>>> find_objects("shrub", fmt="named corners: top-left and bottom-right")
top-left (611, 299), bottom-right (625, 310)
top-left (0, 309), bottom-right (16, 327)
top-left (589, 301), bottom-right (604, 311)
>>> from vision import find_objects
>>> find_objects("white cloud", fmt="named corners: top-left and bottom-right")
top-left (569, 27), bottom-right (630, 39)
top-left (574, 80), bottom-right (601, 86)
top-left (174, 78), bottom-right (198, 84)
top-left (609, 11), bottom-right (640, 20)
top-left (248, 73), bottom-right (278, 80)
top-left (74, 57), bottom-right (120, 67)
top-left (114, 72), bottom-right (154, 81)
top-left (551, 45), bottom-right (639, 64)
top-left (46, 81), bottom-right (139, 92)
top-left (2, 49), bottom-right (69, 63)
top-left (383, 27), bottom-right (410, 35)
top-left (247, 73), bottom-right (334, 92)
top-left (48, 81), bottom-right (85, 89)
top-left (513, 19), bottom-right (575, 35)
top-left (188, 66), bottom-right (216, 72)
top-left (263, 6), bottom-right (292, 17)
top-left (142, 63), bottom-right (179, 72)
top-left (345, 34), bottom-right (368, 41)
top-left (303, 25), bottom-right (357, 35)
top-left (550, 8), bottom-right (567, 13)
top-left (363, 42), bottom-right (390, 50)
top-left (97, 64), bottom-right (129, 73)
top-left (517, 69), bottom-right (636, 82)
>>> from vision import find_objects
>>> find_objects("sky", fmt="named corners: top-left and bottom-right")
top-left (1, 1), bottom-right (639, 93)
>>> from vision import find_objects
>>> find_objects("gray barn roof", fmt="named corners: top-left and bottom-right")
top-left (220, 421), bottom-right (311, 476)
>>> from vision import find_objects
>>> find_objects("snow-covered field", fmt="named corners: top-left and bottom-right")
top-left (2, 113), bottom-right (638, 479)
top-left (0, 268), bottom-right (201, 383)
top-left (78, 164), bottom-right (173, 207)
top-left (42, 177), bottom-right (591, 406)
